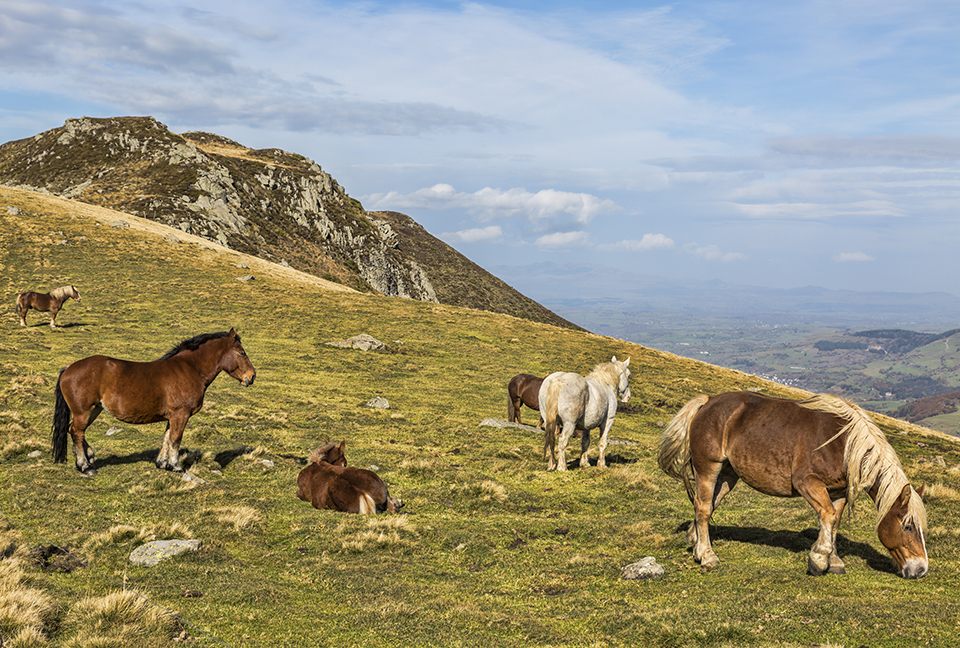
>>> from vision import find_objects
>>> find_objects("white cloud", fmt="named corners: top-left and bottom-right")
top-left (686, 244), bottom-right (745, 263)
top-left (440, 225), bottom-right (503, 243)
top-left (364, 184), bottom-right (618, 225)
top-left (729, 200), bottom-right (906, 220)
top-left (599, 233), bottom-right (675, 252)
top-left (535, 231), bottom-right (590, 249)
top-left (833, 252), bottom-right (876, 263)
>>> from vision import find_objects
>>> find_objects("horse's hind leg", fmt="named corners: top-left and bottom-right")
top-left (554, 421), bottom-right (577, 471)
top-left (687, 463), bottom-right (739, 545)
top-left (578, 428), bottom-right (591, 468)
top-left (70, 405), bottom-right (102, 476)
top-left (16, 298), bottom-right (27, 327)
top-left (690, 461), bottom-right (739, 568)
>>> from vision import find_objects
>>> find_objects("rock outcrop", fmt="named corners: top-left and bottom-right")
top-left (0, 116), bottom-right (580, 328)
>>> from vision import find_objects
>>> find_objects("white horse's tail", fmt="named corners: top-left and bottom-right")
top-left (540, 377), bottom-right (562, 462)
top-left (658, 394), bottom-right (710, 499)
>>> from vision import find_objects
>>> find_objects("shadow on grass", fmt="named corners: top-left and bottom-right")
top-left (676, 522), bottom-right (897, 575)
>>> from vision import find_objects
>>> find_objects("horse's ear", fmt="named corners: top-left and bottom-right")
top-left (899, 484), bottom-right (913, 506)
top-left (611, 355), bottom-right (617, 363)
top-left (623, 357), bottom-right (631, 367)
top-left (339, 440), bottom-right (346, 451)
top-left (228, 328), bottom-right (237, 339)
top-left (916, 484), bottom-right (926, 499)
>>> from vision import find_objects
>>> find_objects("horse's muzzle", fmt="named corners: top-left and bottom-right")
top-left (243, 373), bottom-right (256, 387)
top-left (900, 558), bottom-right (928, 579)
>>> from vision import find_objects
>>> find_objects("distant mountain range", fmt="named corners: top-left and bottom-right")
top-left (493, 261), bottom-right (960, 329)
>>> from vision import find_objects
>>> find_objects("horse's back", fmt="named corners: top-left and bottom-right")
top-left (692, 391), bottom-right (847, 496)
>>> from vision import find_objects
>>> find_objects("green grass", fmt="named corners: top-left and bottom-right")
top-left (2, 187), bottom-right (960, 647)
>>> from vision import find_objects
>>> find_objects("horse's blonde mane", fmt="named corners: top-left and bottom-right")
top-left (50, 285), bottom-right (77, 300)
top-left (587, 360), bottom-right (628, 393)
top-left (800, 394), bottom-right (926, 531)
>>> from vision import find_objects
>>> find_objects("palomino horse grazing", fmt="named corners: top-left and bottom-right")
top-left (659, 391), bottom-right (928, 578)
top-left (52, 329), bottom-right (256, 475)
top-left (507, 373), bottom-right (545, 428)
top-left (539, 356), bottom-right (631, 471)
top-left (17, 285), bottom-right (81, 329)
top-left (296, 441), bottom-right (403, 514)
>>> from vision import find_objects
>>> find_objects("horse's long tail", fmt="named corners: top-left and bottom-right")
top-left (541, 378), bottom-right (562, 460)
top-left (52, 369), bottom-right (70, 463)
top-left (658, 394), bottom-right (710, 499)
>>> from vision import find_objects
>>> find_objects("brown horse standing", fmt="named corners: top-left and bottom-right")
top-left (17, 285), bottom-right (81, 329)
top-left (507, 373), bottom-right (544, 428)
top-left (52, 329), bottom-right (256, 475)
top-left (659, 391), bottom-right (928, 578)
top-left (296, 441), bottom-right (403, 514)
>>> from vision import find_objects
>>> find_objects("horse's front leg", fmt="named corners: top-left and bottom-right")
top-left (156, 414), bottom-right (188, 472)
top-left (48, 306), bottom-right (60, 330)
top-left (797, 477), bottom-right (841, 576)
top-left (826, 497), bottom-right (847, 574)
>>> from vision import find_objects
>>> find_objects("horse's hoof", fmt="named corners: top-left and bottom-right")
top-left (81, 468), bottom-right (98, 477)
top-left (827, 565), bottom-right (846, 575)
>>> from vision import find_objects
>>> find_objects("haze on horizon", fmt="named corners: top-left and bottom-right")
top-left (2, 0), bottom-right (958, 300)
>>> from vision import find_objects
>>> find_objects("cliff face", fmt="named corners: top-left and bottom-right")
top-left (0, 116), bottom-right (580, 329)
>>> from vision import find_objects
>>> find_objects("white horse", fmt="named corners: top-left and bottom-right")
top-left (539, 356), bottom-right (631, 471)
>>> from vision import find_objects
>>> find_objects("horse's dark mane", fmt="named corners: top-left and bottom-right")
top-left (159, 331), bottom-right (237, 361)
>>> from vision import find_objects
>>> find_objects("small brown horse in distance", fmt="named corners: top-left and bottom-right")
top-left (507, 373), bottom-right (544, 429)
top-left (17, 285), bottom-right (81, 329)
top-left (659, 391), bottom-right (928, 578)
top-left (297, 441), bottom-right (403, 514)
top-left (53, 329), bottom-right (256, 475)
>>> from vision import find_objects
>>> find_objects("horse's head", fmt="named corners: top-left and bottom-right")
top-left (224, 329), bottom-right (256, 386)
top-left (612, 356), bottom-right (631, 403)
top-left (877, 483), bottom-right (928, 579)
top-left (309, 441), bottom-right (347, 466)
top-left (70, 285), bottom-right (81, 303)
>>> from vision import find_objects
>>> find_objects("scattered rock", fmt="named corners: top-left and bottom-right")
top-left (6, 206), bottom-right (22, 215)
top-left (106, 426), bottom-right (122, 436)
top-left (480, 417), bottom-right (539, 432)
top-left (622, 556), bottom-right (665, 580)
top-left (236, 275), bottom-right (255, 282)
top-left (365, 396), bottom-right (390, 409)
top-left (326, 334), bottom-right (385, 351)
top-left (165, 234), bottom-right (181, 243)
top-left (257, 459), bottom-right (275, 468)
top-left (28, 450), bottom-right (42, 458)
top-left (129, 539), bottom-right (202, 567)
top-left (236, 262), bottom-right (249, 269)
top-left (110, 220), bottom-right (130, 228)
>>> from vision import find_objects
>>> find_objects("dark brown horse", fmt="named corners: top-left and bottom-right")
top-left (296, 441), bottom-right (403, 514)
top-left (507, 373), bottom-right (544, 428)
top-left (52, 329), bottom-right (256, 475)
top-left (659, 391), bottom-right (928, 578)
top-left (17, 285), bottom-right (81, 329)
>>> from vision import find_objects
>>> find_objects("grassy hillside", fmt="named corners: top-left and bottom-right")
top-left (2, 187), bottom-right (960, 647)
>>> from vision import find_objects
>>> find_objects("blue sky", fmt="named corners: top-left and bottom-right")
top-left (2, 0), bottom-right (959, 299)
